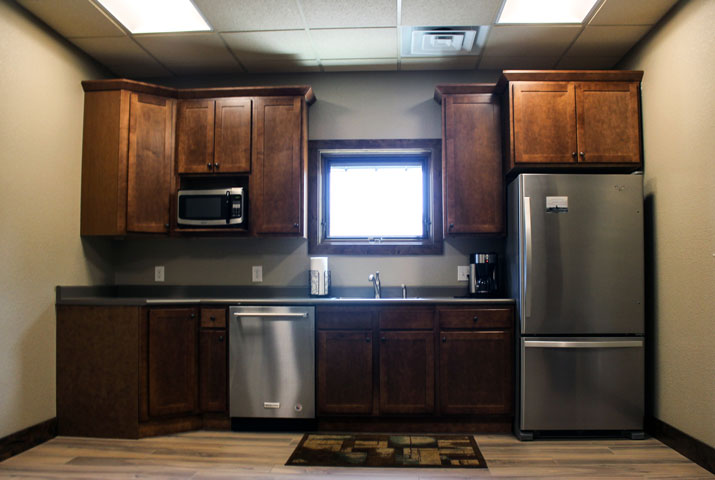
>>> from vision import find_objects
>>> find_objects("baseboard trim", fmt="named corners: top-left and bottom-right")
top-left (646, 416), bottom-right (714, 474)
top-left (0, 418), bottom-right (57, 462)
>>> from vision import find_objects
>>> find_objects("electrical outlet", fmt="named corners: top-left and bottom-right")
top-left (252, 265), bottom-right (263, 283)
top-left (457, 265), bottom-right (469, 282)
top-left (154, 266), bottom-right (165, 282)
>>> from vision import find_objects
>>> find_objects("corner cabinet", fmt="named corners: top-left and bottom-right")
top-left (79, 80), bottom-right (314, 237)
top-left (435, 85), bottom-right (504, 235)
top-left (499, 70), bottom-right (643, 175)
top-left (80, 87), bottom-right (175, 235)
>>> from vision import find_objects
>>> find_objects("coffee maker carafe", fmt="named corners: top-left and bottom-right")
top-left (469, 253), bottom-right (498, 295)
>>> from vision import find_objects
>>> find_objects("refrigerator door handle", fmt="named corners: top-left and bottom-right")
top-left (523, 196), bottom-right (532, 322)
top-left (524, 340), bottom-right (644, 349)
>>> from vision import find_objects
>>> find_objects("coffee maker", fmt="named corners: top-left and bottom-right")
top-left (469, 253), bottom-right (498, 296)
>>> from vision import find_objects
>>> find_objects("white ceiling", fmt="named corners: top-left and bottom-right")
top-left (16, 0), bottom-right (679, 77)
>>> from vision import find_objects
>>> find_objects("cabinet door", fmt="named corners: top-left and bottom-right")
top-left (379, 331), bottom-right (435, 414)
top-left (439, 330), bottom-right (512, 415)
top-left (576, 82), bottom-right (641, 164)
top-left (199, 329), bottom-right (227, 412)
top-left (177, 99), bottom-right (215, 173)
top-left (148, 308), bottom-right (198, 417)
top-left (443, 94), bottom-right (503, 235)
top-left (512, 82), bottom-right (577, 164)
top-left (251, 96), bottom-right (304, 235)
top-left (317, 330), bottom-right (373, 414)
top-left (214, 98), bottom-right (251, 173)
top-left (126, 93), bottom-right (174, 233)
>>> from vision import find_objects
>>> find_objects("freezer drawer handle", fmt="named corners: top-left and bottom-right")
top-left (524, 340), bottom-right (643, 349)
top-left (233, 312), bottom-right (308, 318)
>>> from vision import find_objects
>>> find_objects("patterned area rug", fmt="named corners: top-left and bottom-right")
top-left (285, 433), bottom-right (487, 468)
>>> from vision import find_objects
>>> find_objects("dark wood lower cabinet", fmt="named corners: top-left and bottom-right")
top-left (439, 330), bottom-right (513, 415)
top-left (147, 308), bottom-right (199, 417)
top-left (379, 331), bottom-right (435, 414)
top-left (317, 330), bottom-right (373, 414)
top-left (199, 329), bottom-right (227, 412)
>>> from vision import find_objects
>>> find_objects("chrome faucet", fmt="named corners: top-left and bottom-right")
top-left (368, 271), bottom-right (381, 298)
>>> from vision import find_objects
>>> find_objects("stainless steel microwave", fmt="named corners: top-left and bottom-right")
top-left (177, 187), bottom-right (244, 226)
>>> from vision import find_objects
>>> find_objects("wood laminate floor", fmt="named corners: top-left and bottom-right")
top-left (0, 431), bottom-right (712, 479)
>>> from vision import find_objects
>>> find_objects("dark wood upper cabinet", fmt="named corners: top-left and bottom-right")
top-left (176, 99), bottom-right (214, 174)
top-left (147, 308), bottom-right (198, 418)
top-left (127, 93), bottom-right (174, 233)
top-left (317, 330), bottom-right (374, 415)
top-left (215, 98), bottom-right (252, 173)
top-left (498, 70), bottom-right (643, 175)
top-left (379, 331), bottom-right (435, 415)
top-left (176, 98), bottom-right (251, 174)
top-left (80, 89), bottom-right (174, 235)
top-left (439, 88), bottom-right (504, 235)
top-left (251, 96), bottom-right (306, 235)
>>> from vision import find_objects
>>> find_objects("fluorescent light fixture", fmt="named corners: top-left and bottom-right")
top-left (497, 0), bottom-right (599, 24)
top-left (96, 0), bottom-right (210, 34)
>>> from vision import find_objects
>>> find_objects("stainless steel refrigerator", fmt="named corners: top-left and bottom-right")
top-left (506, 174), bottom-right (644, 440)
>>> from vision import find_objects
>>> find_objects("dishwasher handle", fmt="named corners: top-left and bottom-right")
top-left (233, 312), bottom-right (308, 318)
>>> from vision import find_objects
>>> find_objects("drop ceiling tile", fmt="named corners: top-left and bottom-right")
top-left (242, 59), bottom-right (321, 73)
top-left (590, 0), bottom-right (679, 26)
top-left (322, 58), bottom-right (397, 71)
top-left (70, 36), bottom-right (172, 77)
top-left (310, 28), bottom-right (398, 59)
top-left (400, 56), bottom-right (479, 70)
top-left (400, 0), bottom-right (503, 26)
top-left (556, 55), bottom-right (621, 69)
top-left (300, 0), bottom-right (396, 28)
top-left (192, 0), bottom-right (305, 31)
top-left (223, 31), bottom-right (316, 60)
top-left (134, 33), bottom-right (241, 76)
top-left (567, 25), bottom-right (650, 57)
top-left (17, 0), bottom-right (125, 37)
top-left (483, 25), bottom-right (582, 57)
top-left (478, 55), bottom-right (561, 70)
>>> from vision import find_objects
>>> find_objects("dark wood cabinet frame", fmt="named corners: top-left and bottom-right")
top-left (308, 139), bottom-right (443, 255)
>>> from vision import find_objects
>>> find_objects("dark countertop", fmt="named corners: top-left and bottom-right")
top-left (56, 285), bottom-right (515, 306)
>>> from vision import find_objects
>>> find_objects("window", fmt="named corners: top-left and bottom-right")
top-left (308, 139), bottom-right (442, 255)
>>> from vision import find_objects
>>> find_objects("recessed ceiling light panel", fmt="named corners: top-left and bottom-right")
top-left (497, 0), bottom-right (599, 24)
top-left (96, 0), bottom-right (211, 34)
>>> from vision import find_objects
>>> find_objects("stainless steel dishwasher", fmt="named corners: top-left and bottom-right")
top-left (229, 306), bottom-right (315, 419)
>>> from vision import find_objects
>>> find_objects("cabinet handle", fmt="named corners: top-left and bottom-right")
top-left (473, 315), bottom-right (479, 324)
top-left (207, 162), bottom-right (212, 169)
top-left (164, 223), bottom-right (169, 229)
top-left (449, 223), bottom-right (454, 230)
top-left (210, 316), bottom-right (216, 322)
top-left (218, 335), bottom-right (224, 342)
top-left (214, 162), bottom-right (219, 169)
top-left (293, 223), bottom-right (299, 228)
top-left (365, 336), bottom-right (371, 343)
top-left (190, 313), bottom-right (196, 318)
top-left (442, 336), bottom-right (447, 343)
top-left (380, 336), bottom-right (386, 343)
top-left (579, 152), bottom-right (585, 159)
top-left (571, 152), bottom-right (577, 159)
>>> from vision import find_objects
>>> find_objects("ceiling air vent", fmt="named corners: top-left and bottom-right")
top-left (401, 26), bottom-right (489, 57)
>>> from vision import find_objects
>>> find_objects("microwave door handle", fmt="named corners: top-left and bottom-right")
top-left (225, 191), bottom-right (231, 224)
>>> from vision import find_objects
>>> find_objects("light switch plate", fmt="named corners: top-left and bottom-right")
top-left (252, 265), bottom-right (263, 283)
top-left (154, 265), bottom-right (165, 282)
top-left (457, 265), bottom-right (469, 282)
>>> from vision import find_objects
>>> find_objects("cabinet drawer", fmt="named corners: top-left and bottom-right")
top-left (379, 307), bottom-right (434, 330)
top-left (438, 307), bottom-right (513, 329)
top-left (200, 308), bottom-right (226, 329)
top-left (316, 307), bottom-right (375, 330)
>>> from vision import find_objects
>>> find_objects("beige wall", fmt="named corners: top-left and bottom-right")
top-left (0, 1), bottom-right (112, 437)
top-left (115, 70), bottom-right (504, 288)
top-left (621, 0), bottom-right (715, 447)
